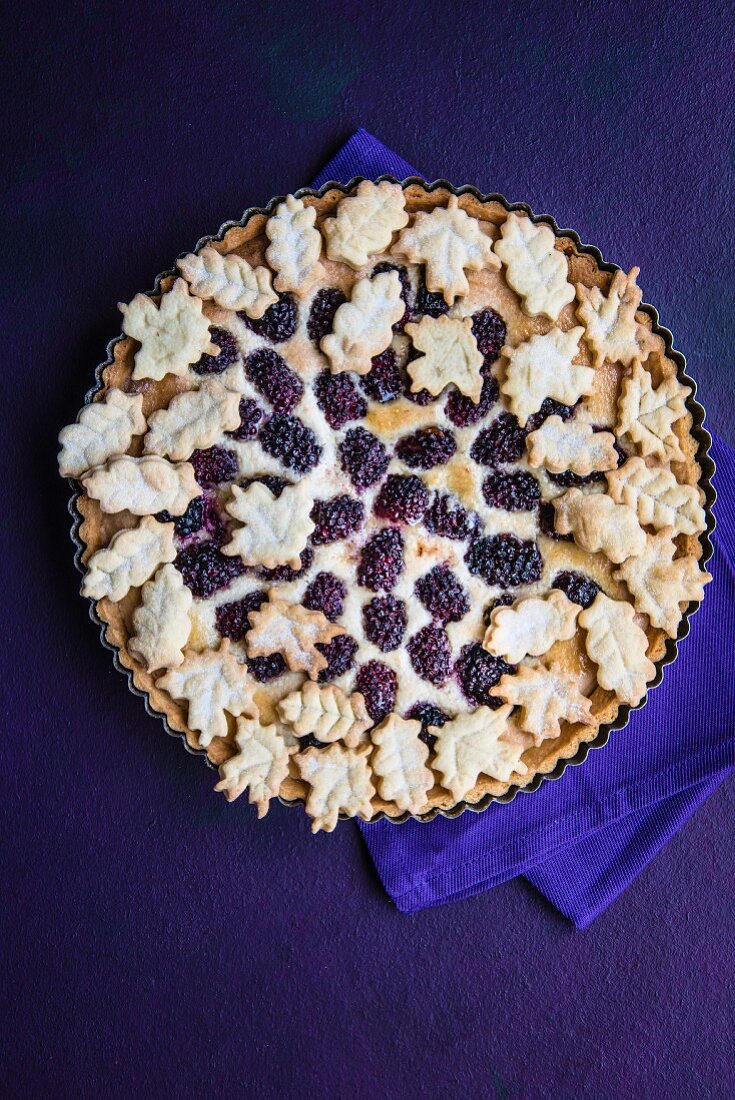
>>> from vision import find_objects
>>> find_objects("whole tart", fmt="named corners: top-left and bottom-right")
top-left (60, 179), bottom-right (714, 832)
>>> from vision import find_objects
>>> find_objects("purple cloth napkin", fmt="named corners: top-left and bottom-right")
top-left (311, 130), bottom-right (735, 927)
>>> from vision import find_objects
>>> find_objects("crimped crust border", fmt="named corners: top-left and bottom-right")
top-left (65, 176), bottom-right (717, 826)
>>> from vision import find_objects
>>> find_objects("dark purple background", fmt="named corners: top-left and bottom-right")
top-left (3, 2), bottom-right (734, 1096)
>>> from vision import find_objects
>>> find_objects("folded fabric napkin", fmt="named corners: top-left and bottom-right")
top-left (310, 130), bottom-right (734, 927)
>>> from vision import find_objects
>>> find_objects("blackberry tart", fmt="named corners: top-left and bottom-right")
top-left (60, 180), bottom-right (713, 832)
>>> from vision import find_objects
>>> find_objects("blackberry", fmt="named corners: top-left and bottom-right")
top-left (359, 348), bottom-right (403, 403)
top-left (339, 426), bottom-right (389, 490)
top-left (310, 495), bottom-right (365, 545)
top-left (374, 474), bottom-right (430, 525)
top-left (362, 595), bottom-right (407, 651)
top-left (465, 533), bottom-right (543, 587)
top-left (424, 494), bottom-right (480, 541)
top-left (257, 546), bottom-right (313, 583)
top-left (470, 413), bottom-right (526, 465)
top-left (314, 370), bottom-right (367, 429)
top-left (242, 291), bottom-right (298, 343)
top-left (357, 527), bottom-right (404, 591)
top-left (239, 474), bottom-right (288, 498)
top-left (482, 470), bottom-right (541, 511)
top-left (405, 702), bottom-right (450, 749)
top-left (445, 375), bottom-right (499, 428)
top-left (303, 572), bottom-right (347, 622)
top-left (190, 446), bottom-right (239, 486)
top-left (524, 398), bottom-right (575, 434)
top-left (307, 287), bottom-right (347, 345)
top-left (404, 346), bottom-right (435, 405)
top-left (455, 643), bottom-right (514, 707)
top-left (317, 634), bottom-right (358, 683)
top-left (215, 590), bottom-right (266, 642)
top-left (174, 541), bottom-right (247, 599)
top-left (471, 308), bottom-right (506, 361)
top-left (260, 415), bottom-right (322, 473)
top-left (355, 661), bottom-right (397, 721)
top-left (415, 272), bottom-right (450, 317)
top-left (538, 500), bottom-right (573, 541)
top-left (372, 261), bottom-right (411, 330)
top-left (158, 496), bottom-right (204, 537)
top-left (248, 653), bottom-right (288, 682)
top-left (396, 427), bottom-right (457, 470)
top-left (244, 348), bottom-right (303, 413)
top-left (483, 592), bottom-right (515, 626)
top-left (226, 397), bottom-right (264, 441)
top-left (407, 624), bottom-right (452, 685)
top-left (192, 326), bottom-right (239, 374)
top-left (552, 570), bottom-right (601, 609)
top-left (415, 565), bottom-right (469, 623)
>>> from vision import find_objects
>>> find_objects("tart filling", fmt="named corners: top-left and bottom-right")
top-left (60, 181), bottom-right (712, 832)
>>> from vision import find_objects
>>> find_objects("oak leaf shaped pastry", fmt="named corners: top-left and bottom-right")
top-left (501, 327), bottom-right (592, 427)
top-left (525, 415), bottom-right (618, 476)
top-left (578, 593), bottom-right (655, 706)
top-left (614, 528), bottom-right (711, 636)
top-left (320, 270), bottom-right (404, 374)
top-left (392, 194), bottom-right (499, 304)
top-left (143, 378), bottom-right (242, 461)
top-left (177, 246), bottom-right (277, 316)
top-left (483, 590), bottom-right (580, 664)
top-left (616, 360), bottom-right (691, 463)
top-left (215, 718), bottom-right (295, 817)
top-left (119, 277), bottom-right (220, 381)
top-left (552, 488), bottom-right (646, 563)
top-left (58, 390), bottom-right (146, 478)
top-left (322, 180), bottom-right (408, 269)
top-left (370, 714), bottom-right (434, 815)
top-left (265, 194), bottom-right (324, 294)
top-left (490, 663), bottom-right (593, 744)
top-left (493, 212), bottom-right (575, 321)
top-left (222, 481), bottom-right (315, 570)
top-left (157, 640), bottom-right (258, 748)
top-left (81, 516), bottom-right (176, 602)
top-left (404, 315), bottom-right (484, 403)
top-left (296, 743), bottom-right (376, 833)
top-left (576, 267), bottom-right (656, 368)
top-left (246, 595), bottom-right (346, 679)
top-left (128, 564), bottom-right (192, 672)
top-left (277, 682), bottom-right (371, 747)
top-left (82, 455), bottom-right (200, 516)
top-left (606, 457), bottom-right (706, 536)
top-left (433, 705), bottom-right (524, 801)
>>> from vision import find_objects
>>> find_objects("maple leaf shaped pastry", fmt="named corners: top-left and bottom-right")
top-left (222, 481), bottom-right (315, 570)
top-left (177, 246), bottom-right (277, 316)
top-left (404, 315), bottom-right (485, 403)
top-left (490, 663), bottom-right (593, 744)
top-left (322, 180), bottom-right (409, 269)
top-left (525, 415), bottom-right (618, 476)
top-left (370, 714), bottom-right (434, 815)
top-left (500, 327), bottom-right (593, 427)
top-left (58, 390), bottom-right (146, 479)
top-left (552, 488), bottom-right (646, 563)
top-left (82, 455), bottom-right (200, 516)
top-left (81, 516), bottom-right (176, 602)
top-left (128, 564), bottom-right (192, 672)
top-left (576, 267), bottom-right (657, 368)
top-left (265, 194), bottom-right (324, 294)
top-left (578, 593), bottom-right (655, 706)
top-left (157, 640), bottom-right (258, 748)
top-left (321, 270), bottom-right (404, 374)
top-left (392, 194), bottom-right (499, 304)
top-left (277, 681), bottom-right (371, 747)
top-left (215, 718), bottom-right (295, 817)
top-left (119, 277), bottom-right (221, 382)
top-left (433, 705), bottom-right (524, 801)
top-left (246, 594), bottom-right (346, 679)
top-left (143, 378), bottom-right (242, 461)
top-left (483, 590), bottom-right (580, 664)
top-left (493, 212), bottom-right (575, 321)
top-left (614, 528), bottom-right (712, 636)
top-left (616, 359), bottom-right (691, 463)
top-left (606, 457), bottom-right (706, 536)
top-left (296, 743), bottom-right (376, 833)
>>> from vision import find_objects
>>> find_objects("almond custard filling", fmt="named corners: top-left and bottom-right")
top-left (60, 182), bottom-right (711, 833)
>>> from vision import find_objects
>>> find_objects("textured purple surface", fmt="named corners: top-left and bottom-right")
top-left (3, 2), bottom-right (735, 1096)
